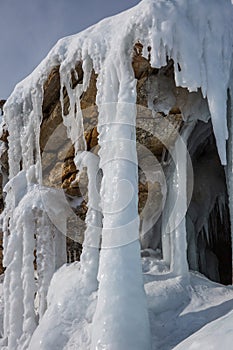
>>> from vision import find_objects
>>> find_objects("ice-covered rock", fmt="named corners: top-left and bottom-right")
top-left (0, 0), bottom-right (233, 349)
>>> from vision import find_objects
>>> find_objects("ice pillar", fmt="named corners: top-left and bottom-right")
top-left (91, 52), bottom-right (151, 349)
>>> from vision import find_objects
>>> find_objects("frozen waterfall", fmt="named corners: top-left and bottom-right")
top-left (0, 0), bottom-right (233, 349)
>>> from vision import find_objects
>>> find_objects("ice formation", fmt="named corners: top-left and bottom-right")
top-left (0, 0), bottom-right (233, 349)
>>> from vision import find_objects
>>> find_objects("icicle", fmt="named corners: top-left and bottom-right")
top-left (60, 63), bottom-right (86, 154)
top-left (54, 225), bottom-right (67, 271)
top-left (18, 211), bottom-right (37, 350)
top-left (4, 102), bottom-right (23, 179)
top-left (75, 151), bottom-right (102, 294)
top-left (164, 123), bottom-right (195, 277)
top-left (2, 194), bottom-right (13, 344)
top-left (91, 39), bottom-right (151, 348)
top-left (161, 168), bottom-right (172, 266)
top-left (59, 56), bottom-right (103, 294)
top-left (218, 195), bottom-right (224, 223)
top-left (7, 224), bottom-right (24, 350)
top-left (36, 209), bottom-right (56, 318)
top-left (31, 85), bottom-right (44, 183)
top-left (161, 122), bottom-right (194, 274)
top-left (166, 136), bottom-right (189, 277)
top-left (203, 220), bottom-right (210, 246)
top-left (2, 171), bottom-right (27, 348)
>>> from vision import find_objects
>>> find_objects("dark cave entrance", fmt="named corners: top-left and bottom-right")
top-left (188, 120), bottom-right (232, 285)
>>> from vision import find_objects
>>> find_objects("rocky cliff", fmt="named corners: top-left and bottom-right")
top-left (0, 43), bottom-right (231, 283)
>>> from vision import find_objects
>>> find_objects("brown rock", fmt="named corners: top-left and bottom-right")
top-left (80, 70), bottom-right (97, 110)
top-left (40, 100), bottom-right (64, 151)
top-left (58, 144), bottom-right (74, 162)
top-left (85, 126), bottom-right (99, 151)
top-left (0, 128), bottom-right (8, 143)
top-left (132, 55), bottom-right (151, 80)
top-left (48, 162), bottom-right (63, 186)
top-left (41, 151), bottom-right (57, 172)
top-left (62, 158), bottom-right (77, 180)
top-left (42, 66), bottom-right (60, 117)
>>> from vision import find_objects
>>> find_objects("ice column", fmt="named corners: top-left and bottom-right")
top-left (18, 209), bottom-right (37, 350)
top-left (161, 166), bottom-right (172, 266)
top-left (91, 49), bottom-right (151, 349)
top-left (170, 136), bottom-right (189, 276)
top-left (161, 119), bottom-right (194, 278)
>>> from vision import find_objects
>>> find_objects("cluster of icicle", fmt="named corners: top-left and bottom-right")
top-left (1, 87), bottom-right (67, 349)
top-left (0, 0), bottom-right (233, 349)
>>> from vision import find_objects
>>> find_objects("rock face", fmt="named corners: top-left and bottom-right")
top-left (37, 45), bottom-right (185, 254)
top-left (0, 43), bottom-right (231, 283)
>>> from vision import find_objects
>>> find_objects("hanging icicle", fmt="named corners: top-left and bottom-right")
top-left (74, 151), bottom-right (102, 294)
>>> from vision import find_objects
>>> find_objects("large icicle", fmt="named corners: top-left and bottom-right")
top-left (91, 40), bottom-right (151, 348)
top-left (162, 124), bottom-right (194, 276)
top-left (18, 203), bottom-right (37, 350)
top-left (169, 137), bottom-right (189, 277)
top-left (3, 174), bottom-right (26, 349)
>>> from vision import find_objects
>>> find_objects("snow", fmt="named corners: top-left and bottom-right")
top-left (143, 258), bottom-right (233, 350)
top-left (173, 306), bottom-right (233, 350)
top-left (28, 262), bottom-right (96, 350)
top-left (22, 257), bottom-right (233, 350)
top-left (1, 0), bottom-right (233, 349)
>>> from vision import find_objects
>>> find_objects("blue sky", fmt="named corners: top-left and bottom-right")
top-left (0, 0), bottom-right (139, 98)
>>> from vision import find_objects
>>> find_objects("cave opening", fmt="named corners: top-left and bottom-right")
top-left (187, 120), bottom-right (232, 285)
